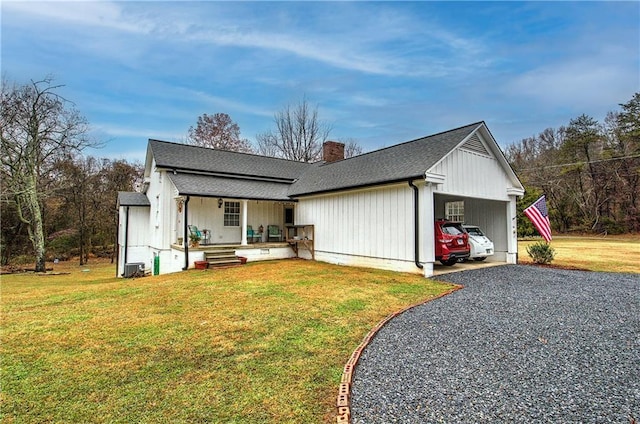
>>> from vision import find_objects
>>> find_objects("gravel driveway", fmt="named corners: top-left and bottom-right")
top-left (350, 265), bottom-right (639, 423)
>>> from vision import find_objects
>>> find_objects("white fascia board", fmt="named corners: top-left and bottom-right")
top-left (425, 172), bottom-right (446, 185)
top-left (507, 187), bottom-right (525, 197)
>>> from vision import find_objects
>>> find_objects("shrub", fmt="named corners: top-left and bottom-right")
top-left (526, 241), bottom-right (556, 264)
top-left (10, 255), bottom-right (36, 266)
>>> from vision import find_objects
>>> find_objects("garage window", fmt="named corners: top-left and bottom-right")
top-left (445, 201), bottom-right (464, 222)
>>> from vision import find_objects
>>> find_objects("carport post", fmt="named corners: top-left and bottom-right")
top-left (506, 197), bottom-right (518, 264)
top-left (421, 181), bottom-right (437, 277)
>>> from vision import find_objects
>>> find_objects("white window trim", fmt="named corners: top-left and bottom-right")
top-left (223, 201), bottom-right (240, 227)
top-left (445, 200), bottom-right (464, 222)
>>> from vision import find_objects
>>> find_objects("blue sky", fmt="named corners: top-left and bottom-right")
top-left (2, 1), bottom-right (639, 163)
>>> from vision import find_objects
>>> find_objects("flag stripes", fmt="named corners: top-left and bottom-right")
top-left (524, 195), bottom-right (552, 242)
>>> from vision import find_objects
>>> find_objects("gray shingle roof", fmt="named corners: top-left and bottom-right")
top-left (148, 122), bottom-right (485, 198)
top-left (149, 139), bottom-right (311, 181)
top-left (117, 191), bottom-right (150, 207)
top-left (287, 122), bottom-right (482, 196)
top-left (167, 173), bottom-right (292, 201)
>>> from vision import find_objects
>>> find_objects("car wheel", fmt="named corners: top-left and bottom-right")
top-left (441, 259), bottom-right (457, 266)
top-left (473, 257), bottom-right (487, 261)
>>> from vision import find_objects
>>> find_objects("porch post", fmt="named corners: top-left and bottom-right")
top-left (182, 196), bottom-right (190, 270)
top-left (241, 199), bottom-right (248, 246)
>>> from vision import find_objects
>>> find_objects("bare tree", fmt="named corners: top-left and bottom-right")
top-left (256, 96), bottom-right (331, 162)
top-left (188, 113), bottom-right (253, 153)
top-left (254, 131), bottom-right (281, 158)
top-left (56, 155), bottom-right (98, 265)
top-left (338, 137), bottom-right (365, 158)
top-left (1, 77), bottom-right (95, 271)
top-left (54, 156), bottom-right (142, 265)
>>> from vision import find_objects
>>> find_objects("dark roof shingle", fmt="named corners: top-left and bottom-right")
top-left (149, 140), bottom-right (311, 181)
top-left (117, 191), bottom-right (150, 207)
top-left (287, 122), bottom-right (482, 196)
top-left (167, 173), bottom-right (293, 201)
top-left (147, 122), bottom-right (485, 198)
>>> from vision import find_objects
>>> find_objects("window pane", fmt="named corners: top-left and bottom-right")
top-left (445, 201), bottom-right (464, 222)
top-left (224, 201), bottom-right (240, 227)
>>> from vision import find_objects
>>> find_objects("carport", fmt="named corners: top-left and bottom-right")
top-left (415, 124), bottom-right (524, 277)
top-left (434, 194), bottom-right (516, 264)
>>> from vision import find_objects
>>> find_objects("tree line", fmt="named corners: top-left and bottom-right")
top-left (2, 76), bottom-right (637, 270)
top-left (1, 78), bottom-right (361, 269)
top-left (506, 93), bottom-right (640, 236)
top-left (1, 77), bottom-right (142, 269)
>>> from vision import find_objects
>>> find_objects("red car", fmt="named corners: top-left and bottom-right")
top-left (435, 220), bottom-right (470, 266)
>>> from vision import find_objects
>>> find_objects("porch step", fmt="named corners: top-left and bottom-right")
top-left (205, 249), bottom-right (242, 268)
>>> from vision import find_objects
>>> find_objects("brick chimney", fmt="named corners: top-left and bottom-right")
top-left (322, 141), bottom-right (345, 163)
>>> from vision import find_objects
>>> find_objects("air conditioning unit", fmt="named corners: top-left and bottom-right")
top-left (123, 262), bottom-right (145, 278)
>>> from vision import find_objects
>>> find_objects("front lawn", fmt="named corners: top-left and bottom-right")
top-left (518, 234), bottom-right (640, 273)
top-left (1, 259), bottom-right (453, 423)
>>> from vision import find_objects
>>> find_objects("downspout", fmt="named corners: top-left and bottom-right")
top-left (408, 180), bottom-right (423, 269)
top-left (115, 206), bottom-right (121, 278)
top-left (123, 206), bottom-right (130, 275)
top-left (182, 195), bottom-right (190, 270)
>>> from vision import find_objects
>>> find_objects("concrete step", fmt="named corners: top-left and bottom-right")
top-left (207, 257), bottom-right (241, 265)
top-left (205, 250), bottom-right (237, 259)
top-left (201, 249), bottom-right (244, 269)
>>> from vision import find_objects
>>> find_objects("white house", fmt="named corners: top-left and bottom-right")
top-left (117, 121), bottom-right (524, 277)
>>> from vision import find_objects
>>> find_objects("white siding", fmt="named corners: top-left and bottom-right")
top-left (247, 201), bottom-right (286, 241)
top-left (144, 162), bottom-right (176, 249)
top-left (430, 148), bottom-right (513, 201)
top-left (463, 198), bottom-right (508, 260)
top-left (117, 205), bottom-right (150, 275)
top-left (296, 183), bottom-right (416, 268)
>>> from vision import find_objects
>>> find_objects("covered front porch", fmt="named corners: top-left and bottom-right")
top-left (173, 193), bottom-right (296, 248)
top-left (166, 170), bottom-right (301, 271)
top-left (176, 197), bottom-right (295, 246)
top-left (168, 170), bottom-right (297, 247)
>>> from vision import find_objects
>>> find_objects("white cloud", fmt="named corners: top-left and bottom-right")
top-left (177, 88), bottom-right (273, 118)
top-left (5, 1), bottom-right (487, 78)
top-left (3, 1), bottom-right (154, 34)
top-left (506, 58), bottom-right (636, 110)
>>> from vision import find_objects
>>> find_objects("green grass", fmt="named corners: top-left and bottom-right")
top-left (518, 234), bottom-right (640, 273)
top-left (1, 259), bottom-right (453, 423)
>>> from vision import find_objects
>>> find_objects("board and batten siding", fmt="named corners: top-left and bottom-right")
top-left (296, 183), bottom-right (416, 267)
top-left (430, 146), bottom-right (514, 201)
top-left (247, 201), bottom-right (285, 234)
top-left (118, 205), bottom-right (151, 274)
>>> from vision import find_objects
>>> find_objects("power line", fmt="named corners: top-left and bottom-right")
top-left (516, 154), bottom-right (640, 171)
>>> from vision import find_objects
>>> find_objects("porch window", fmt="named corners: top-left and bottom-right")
top-left (285, 207), bottom-right (294, 225)
top-left (445, 200), bottom-right (464, 222)
top-left (224, 201), bottom-right (240, 227)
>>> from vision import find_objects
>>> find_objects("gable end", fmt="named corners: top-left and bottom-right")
top-left (460, 133), bottom-right (490, 156)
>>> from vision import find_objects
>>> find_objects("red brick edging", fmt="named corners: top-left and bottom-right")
top-left (335, 284), bottom-right (464, 423)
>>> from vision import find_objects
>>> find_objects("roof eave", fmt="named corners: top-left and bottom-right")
top-left (156, 166), bottom-right (296, 184)
top-left (290, 175), bottom-right (424, 198)
top-left (175, 191), bottom-right (296, 203)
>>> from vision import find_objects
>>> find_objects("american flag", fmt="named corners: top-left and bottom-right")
top-left (524, 195), bottom-right (552, 242)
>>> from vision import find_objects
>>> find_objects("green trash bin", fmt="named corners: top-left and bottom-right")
top-left (153, 255), bottom-right (160, 276)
